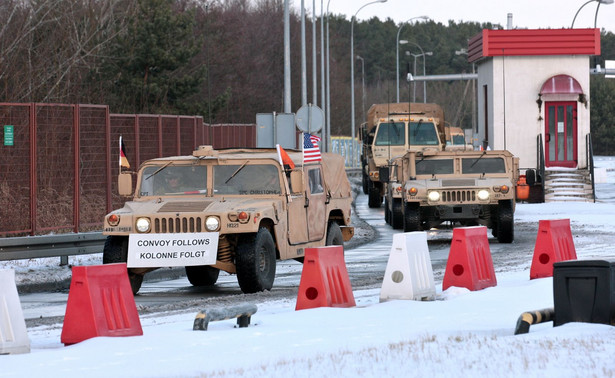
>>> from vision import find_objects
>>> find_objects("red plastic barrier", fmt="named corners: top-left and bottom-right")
top-left (530, 219), bottom-right (577, 279)
top-left (442, 226), bottom-right (497, 291)
top-left (61, 264), bottom-right (143, 345)
top-left (295, 246), bottom-right (356, 311)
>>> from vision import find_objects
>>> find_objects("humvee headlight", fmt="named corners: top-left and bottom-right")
top-left (135, 217), bottom-right (151, 233)
top-left (427, 191), bottom-right (440, 202)
top-left (477, 189), bottom-right (490, 201)
top-left (107, 214), bottom-right (120, 226)
top-left (205, 216), bottom-right (220, 231)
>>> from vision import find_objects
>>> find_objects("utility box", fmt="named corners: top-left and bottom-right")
top-left (553, 260), bottom-right (615, 327)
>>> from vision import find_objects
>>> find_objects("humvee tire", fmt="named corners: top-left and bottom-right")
top-left (236, 228), bottom-right (276, 294)
top-left (325, 222), bottom-right (343, 246)
top-left (496, 200), bottom-right (514, 243)
top-left (384, 196), bottom-right (390, 224)
top-left (185, 265), bottom-right (220, 286)
top-left (391, 198), bottom-right (403, 230)
top-left (103, 235), bottom-right (143, 294)
top-left (362, 169), bottom-right (369, 194)
top-left (368, 181), bottom-right (382, 208)
top-left (403, 203), bottom-right (421, 232)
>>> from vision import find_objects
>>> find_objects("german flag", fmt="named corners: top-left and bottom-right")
top-left (119, 136), bottom-right (130, 169)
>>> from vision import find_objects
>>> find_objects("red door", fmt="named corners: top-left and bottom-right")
top-left (545, 101), bottom-right (577, 168)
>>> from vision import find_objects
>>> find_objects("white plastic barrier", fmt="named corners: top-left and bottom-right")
top-left (380, 232), bottom-right (436, 302)
top-left (0, 269), bottom-right (30, 354)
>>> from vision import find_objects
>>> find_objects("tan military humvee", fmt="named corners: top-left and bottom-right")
top-left (103, 146), bottom-right (354, 294)
top-left (383, 149), bottom-right (519, 243)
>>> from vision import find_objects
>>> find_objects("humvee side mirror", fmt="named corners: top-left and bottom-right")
top-left (118, 172), bottom-right (133, 196)
top-left (379, 166), bottom-right (390, 183)
top-left (289, 169), bottom-right (304, 194)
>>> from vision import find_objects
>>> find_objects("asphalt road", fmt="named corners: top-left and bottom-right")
top-left (21, 189), bottom-right (565, 327)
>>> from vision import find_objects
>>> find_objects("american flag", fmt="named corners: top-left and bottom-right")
top-left (303, 133), bottom-right (321, 163)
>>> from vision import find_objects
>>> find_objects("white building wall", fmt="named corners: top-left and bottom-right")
top-left (476, 55), bottom-right (590, 170)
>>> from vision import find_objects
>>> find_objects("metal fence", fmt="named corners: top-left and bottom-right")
top-left (0, 103), bottom-right (256, 237)
top-left (331, 136), bottom-right (361, 168)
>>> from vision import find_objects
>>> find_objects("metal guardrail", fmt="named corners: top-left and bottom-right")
top-left (0, 232), bottom-right (107, 265)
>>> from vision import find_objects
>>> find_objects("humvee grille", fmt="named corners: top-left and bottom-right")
top-left (440, 190), bottom-right (476, 202)
top-left (154, 216), bottom-right (205, 233)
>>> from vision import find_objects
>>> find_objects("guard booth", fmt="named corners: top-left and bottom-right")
top-left (467, 28), bottom-right (601, 202)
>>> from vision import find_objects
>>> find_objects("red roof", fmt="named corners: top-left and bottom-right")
top-left (468, 28), bottom-right (601, 62)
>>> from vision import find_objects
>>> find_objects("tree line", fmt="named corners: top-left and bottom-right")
top-left (1, 0), bottom-right (614, 153)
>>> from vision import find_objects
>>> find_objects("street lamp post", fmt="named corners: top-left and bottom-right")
top-left (456, 48), bottom-right (477, 133)
top-left (396, 16), bottom-right (428, 103)
top-left (351, 0), bottom-right (387, 168)
top-left (325, 0), bottom-right (331, 152)
top-left (571, 0), bottom-right (614, 28)
top-left (402, 41), bottom-right (431, 103)
top-left (356, 55), bottom-right (366, 122)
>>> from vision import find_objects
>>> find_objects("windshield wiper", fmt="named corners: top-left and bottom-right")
top-left (225, 161), bottom-right (249, 184)
top-left (145, 161), bottom-right (173, 180)
top-left (470, 151), bottom-right (487, 168)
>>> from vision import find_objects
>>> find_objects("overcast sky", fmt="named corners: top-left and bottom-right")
top-left (298, 0), bottom-right (615, 33)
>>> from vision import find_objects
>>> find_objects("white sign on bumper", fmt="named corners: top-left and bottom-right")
top-left (127, 233), bottom-right (219, 268)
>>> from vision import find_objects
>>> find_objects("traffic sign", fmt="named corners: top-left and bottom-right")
top-left (4, 125), bottom-right (13, 146)
top-left (296, 104), bottom-right (324, 133)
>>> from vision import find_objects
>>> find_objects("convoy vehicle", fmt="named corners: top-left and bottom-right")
top-left (103, 145), bottom-right (354, 294)
top-left (359, 103), bottom-right (446, 208)
top-left (382, 149), bottom-right (519, 243)
top-left (445, 126), bottom-right (472, 150)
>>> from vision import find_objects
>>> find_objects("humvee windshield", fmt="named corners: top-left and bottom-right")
top-left (374, 122), bottom-right (404, 146)
top-left (139, 165), bottom-right (207, 196)
top-left (416, 159), bottom-right (454, 175)
top-left (214, 164), bottom-right (281, 195)
top-left (462, 157), bottom-right (506, 174)
top-left (452, 134), bottom-right (466, 145)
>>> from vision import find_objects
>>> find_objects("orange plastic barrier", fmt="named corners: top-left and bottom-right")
top-left (516, 175), bottom-right (529, 201)
top-left (530, 219), bottom-right (577, 279)
top-left (442, 226), bottom-right (497, 291)
top-left (295, 246), bottom-right (356, 311)
top-left (61, 263), bottom-right (143, 345)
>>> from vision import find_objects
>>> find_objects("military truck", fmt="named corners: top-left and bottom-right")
top-left (359, 103), bottom-right (446, 208)
top-left (382, 149), bottom-right (519, 243)
top-left (103, 145), bottom-right (354, 294)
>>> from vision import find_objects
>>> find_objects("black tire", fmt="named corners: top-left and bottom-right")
top-left (496, 200), bottom-right (514, 243)
top-left (236, 228), bottom-right (276, 294)
top-left (362, 169), bottom-right (369, 194)
top-left (368, 181), bottom-right (382, 208)
top-left (103, 235), bottom-right (143, 294)
top-left (325, 222), bottom-right (344, 246)
top-left (185, 265), bottom-right (220, 286)
top-left (384, 196), bottom-right (390, 224)
top-left (103, 235), bottom-right (128, 264)
top-left (403, 202), bottom-right (421, 232)
top-left (391, 198), bottom-right (403, 230)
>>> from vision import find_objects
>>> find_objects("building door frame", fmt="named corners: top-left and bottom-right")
top-left (544, 101), bottom-right (577, 168)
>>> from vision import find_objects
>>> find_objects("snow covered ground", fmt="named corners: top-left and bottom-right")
top-left (2, 157), bottom-right (615, 377)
